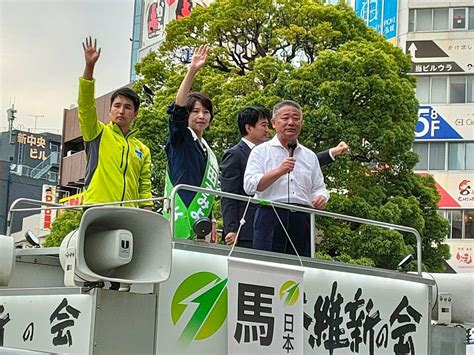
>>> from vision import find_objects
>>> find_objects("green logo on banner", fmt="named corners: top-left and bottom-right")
top-left (279, 280), bottom-right (300, 306)
top-left (171, 272), bottom-right (228, 347)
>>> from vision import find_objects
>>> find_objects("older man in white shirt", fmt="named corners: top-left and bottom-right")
top-left (244, 100), bottom-right (328, 257)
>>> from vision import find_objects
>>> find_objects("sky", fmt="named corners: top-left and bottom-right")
top-left (0, 0), bottom-right (135, 134)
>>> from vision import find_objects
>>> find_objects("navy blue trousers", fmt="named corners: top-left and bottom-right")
top-left (253, 206), bottom-right (311, 257)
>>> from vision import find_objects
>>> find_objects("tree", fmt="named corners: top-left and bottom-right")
top-left (43, 210), bottom-right (83, 247)
top-left (133, 0), bottom-right (449, 271)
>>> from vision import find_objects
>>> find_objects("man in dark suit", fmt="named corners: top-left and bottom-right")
top-left (220, 106), bottom-right (349, 248)
top-left (220, 106), bottom-right (271, 248)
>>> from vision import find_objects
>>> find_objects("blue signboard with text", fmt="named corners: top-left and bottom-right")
top-left (355, 0), bottom-right (398, 41)
top-left (415, 106), bottom-right (463, 140)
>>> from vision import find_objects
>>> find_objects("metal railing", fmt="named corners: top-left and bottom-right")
top-left (31, 152), bottom-right (59, 179)
top-left (170, 184), bottom-right (423, 275)
top-left (5, 197), bottom-right (166, 237)
top-left (6, 186), bottom-right (424, 275)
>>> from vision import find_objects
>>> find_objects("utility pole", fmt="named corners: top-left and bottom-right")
top-left (28, 114), bottom-right (44, 133)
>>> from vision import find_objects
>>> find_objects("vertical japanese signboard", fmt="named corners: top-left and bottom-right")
top-left (228, 258), bottom-right (304, 354)
top-left (355, 0), bottom-right (398, 43)
top-left (40, 184), bottom-right (57, 232)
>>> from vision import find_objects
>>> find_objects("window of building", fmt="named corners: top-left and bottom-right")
top-left (415, 75), bottom-right (474, 104)
top-left (450, 76), bottom-right (466, 103)
top-left (409, 7), bottom-right (473, 32)
top-left (416, 9), bottom-right (433, 31)
top-left (413, 142), bottom-right (428, 170)
top-left (469, 7), bottom-right (474, 30)
top-left (431, 76), bottom-right (447, 103)
top-left (416, 76), bottom-right (430, 103)
top-left (448, 142), bottom-right (465, 170)
top-left (434, 8), bottom-right (449, 30)
top-left (413, 142), bottom-right (474, 172)
top-left (468, 76), bottom-right (474, 103)
top-left (429, 142), bottom-right (445, 170)
top-left (466, 143), bottom-right (474, 170)
top-left (451, 210), bottom-right (463, 238)
top-left (441, 209), bottom-right (474, 239)
top-left (466, 211), bottom-right (474, 239)
top-left (409, 9), bottom-right (415, 32)
top-left (452, 8), bottom-right (466, 29)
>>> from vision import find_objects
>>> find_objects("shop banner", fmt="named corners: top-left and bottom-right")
top-left (445, 239), bottom-right (474, 273)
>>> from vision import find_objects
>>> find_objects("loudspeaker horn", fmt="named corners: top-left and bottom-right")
top-left (0, 234), bottom-right (15, 286)
top-left (59, 207), bottom-right (172, 287)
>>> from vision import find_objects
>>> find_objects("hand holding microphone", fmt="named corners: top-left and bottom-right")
top-left (280, 141), bottom-right (298, 174)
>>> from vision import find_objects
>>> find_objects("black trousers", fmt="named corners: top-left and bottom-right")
top-left (253, 206), bottom-right (311, 257)
top-left (236, 239), bottom-right (254, 249)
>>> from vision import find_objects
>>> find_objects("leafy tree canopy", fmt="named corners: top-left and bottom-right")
top-left (43, 210), bottom-right (82, 247)
top-left (133, 0), bottom-right (449, 271)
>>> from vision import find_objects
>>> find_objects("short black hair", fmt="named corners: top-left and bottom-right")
top-left (238, 106), bottom-right (271, 137)
top-left (185, 92), bottom-right (214, 121)
top-left (111, 87), bottom-right (140, 112)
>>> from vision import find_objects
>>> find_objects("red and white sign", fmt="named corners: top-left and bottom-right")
top-left (445, 239), bottom-right (474, 273)
top-left (40, 185), bottom-right (57, 232)
top-left (423, 173), bottom-right (474, 209)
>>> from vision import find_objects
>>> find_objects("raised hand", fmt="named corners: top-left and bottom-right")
top-left (176, 44), bottom-right (210, 106)
top-left (190, 44), bottom-right (209, 71)
top-left (82, 36), bottom-right (101, 67)
top-left (331, 141), bottom-right (350, 157)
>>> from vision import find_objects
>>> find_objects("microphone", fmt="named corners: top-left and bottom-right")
top-left (287, 141), bottom-right (297, 205)
top-left (288, 141), bottom-right (297, 157)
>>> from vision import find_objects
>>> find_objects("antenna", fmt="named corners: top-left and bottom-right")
top-left (7, 103), bottom-right (17, 144)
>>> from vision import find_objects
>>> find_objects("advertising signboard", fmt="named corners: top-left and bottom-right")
top-left (415, 104), bottom-right (474, 141)
top-left (444, 239), bottom-right (474, 273)
top-left (156, 249), bottom-right (430, 354)
top-left (40, 184), bottom-right (57, 232)
top-left (140, 0), bottom-right (211, 60)
top-left (406, 38), bottom-right (474, 74)
top-left (427, 172), bottom-right (474, 209)
top-left (355, 0), bottom-right (398, 42)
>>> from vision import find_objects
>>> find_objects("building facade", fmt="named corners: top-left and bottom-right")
top-left (395, 1), bottom-right (474, 241)
top-left (352, 0), bottom-right (473, 272)
top-left (0, 130), bottom-right (61, 234)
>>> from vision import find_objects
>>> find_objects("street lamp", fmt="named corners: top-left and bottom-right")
top-left (28, 114), bottom-right (44, 133)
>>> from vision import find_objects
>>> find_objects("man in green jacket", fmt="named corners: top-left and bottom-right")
top-left (79, 37), bottom-right (152, 208)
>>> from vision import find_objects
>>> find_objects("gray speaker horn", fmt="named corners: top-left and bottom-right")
top-left (59, 207), bottom-right (172, 287)
top-left (0, 234), bottom-right (15, 286)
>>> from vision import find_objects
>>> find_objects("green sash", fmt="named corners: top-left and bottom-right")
top-left (164, 139), bottom-right (219, 239)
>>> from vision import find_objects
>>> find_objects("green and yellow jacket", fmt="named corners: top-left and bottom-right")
top-left (78, 78), bottom-right (152, 208)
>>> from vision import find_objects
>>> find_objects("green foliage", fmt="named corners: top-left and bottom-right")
top-left (42, 210), bottom-right (83, 247)
top-left (133, 0), bottom-right (449, 271)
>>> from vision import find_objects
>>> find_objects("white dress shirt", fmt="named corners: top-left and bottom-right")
top-left (244, 135), bottom-right (329, 206)
top-left (241, 137), bottom-right (256, 150)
